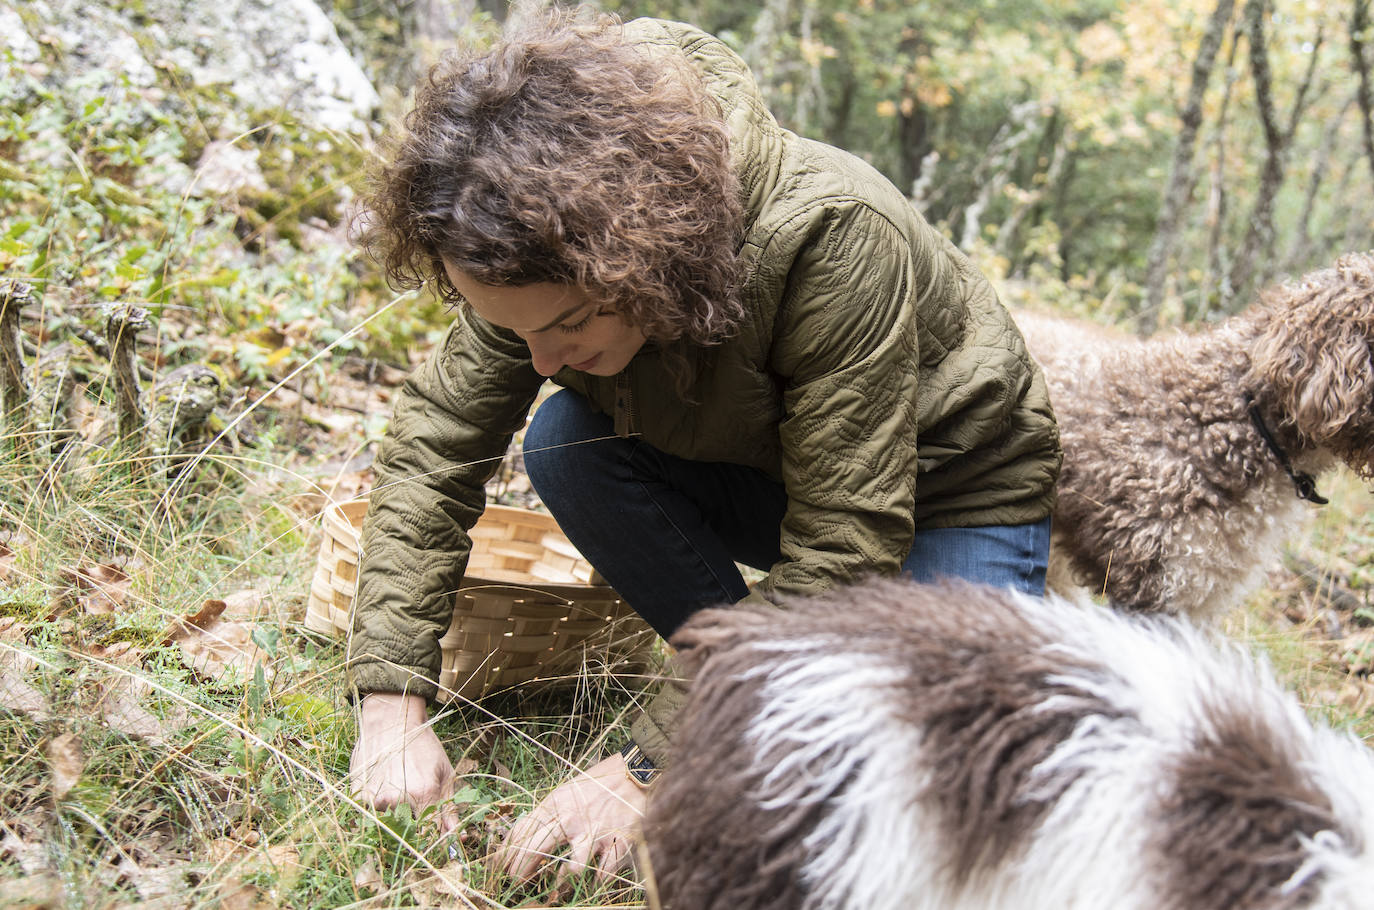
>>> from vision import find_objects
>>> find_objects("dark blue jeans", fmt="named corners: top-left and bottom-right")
top-left (523, 389), bottom-right (1051, 640)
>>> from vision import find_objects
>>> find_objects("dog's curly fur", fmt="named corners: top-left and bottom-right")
top-left (1016, 252), bottom-right (1374, 618)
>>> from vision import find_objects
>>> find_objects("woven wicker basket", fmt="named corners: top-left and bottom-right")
top-left (306, 499), bottom-right (655, 702)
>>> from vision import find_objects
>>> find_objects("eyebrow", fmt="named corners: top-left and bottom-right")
top-left (531, 303), bottom-right (591, 333)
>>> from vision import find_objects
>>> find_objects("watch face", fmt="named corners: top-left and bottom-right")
top-left (621, 742), bottom-right (660, 786)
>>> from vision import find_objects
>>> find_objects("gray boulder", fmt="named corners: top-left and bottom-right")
top-left (4, 0), bottom-right (380, 134)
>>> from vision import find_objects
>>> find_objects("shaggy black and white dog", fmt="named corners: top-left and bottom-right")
top-left (644, 577), bottom-right (1374, 910)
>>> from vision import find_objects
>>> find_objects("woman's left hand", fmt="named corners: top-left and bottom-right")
top-left (495, 752), bottom-right (646, 883)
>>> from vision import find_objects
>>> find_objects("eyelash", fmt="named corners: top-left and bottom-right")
top-left (559, 308), bottom-right (611, 335)
top-left (558, 313), bottom-right (594, 334)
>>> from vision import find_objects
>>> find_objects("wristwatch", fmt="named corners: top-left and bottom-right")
top-left (619, 739), bottom-right (660, 788)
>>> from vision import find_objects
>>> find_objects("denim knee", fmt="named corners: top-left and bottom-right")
top-left (523, 389), bottom-right (615, 495)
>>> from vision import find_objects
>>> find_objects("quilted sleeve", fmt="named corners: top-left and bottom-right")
top-left (346, 309), bottom-right (544, 701)
top-left (759, 201), bottom-right (942, 600)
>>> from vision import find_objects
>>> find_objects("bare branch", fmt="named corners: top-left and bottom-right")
top-left (1227, 0), bottom-right (1324, 304)
top-left (1141, 0), bottom-right (1237, 332)
top-left (1352, 0), bottom-right (1374, 186)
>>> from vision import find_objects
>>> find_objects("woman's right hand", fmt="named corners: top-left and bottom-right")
top-left (350, 692), bottom-right (459, 833)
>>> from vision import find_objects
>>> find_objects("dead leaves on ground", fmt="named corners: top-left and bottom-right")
top-left (45, 733), bottom-right (84, 801)
top-left (402, 859), bottom-right (470, 907)
top-left (0, 584), bottom-right (282, 749)
top-left (58, 562), bottom-right (134, 615)
top-left (0, 812), bottom-right (310, 909)
top-left (0, 618), bottom-right (48, 721)
top-left (0, 539), bottom-right (19, 584)
top-left (162, 595), bottom-right (269, 681)
top-left (85, 641), bottom-right (190, 744)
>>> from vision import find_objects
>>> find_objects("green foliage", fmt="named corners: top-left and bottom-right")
top-left (602, 0), bottom-right (1369, 320)
top-left (0, 36), bottom-right (442, 398)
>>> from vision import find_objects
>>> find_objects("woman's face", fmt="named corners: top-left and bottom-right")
top-left (443, 262), bottom-right (647, 378)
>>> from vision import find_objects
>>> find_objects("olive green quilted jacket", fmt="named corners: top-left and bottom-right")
top-left (346, 20), bottom-right (1060, 756)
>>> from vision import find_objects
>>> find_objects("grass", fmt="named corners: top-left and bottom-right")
top-left (1223, 468), bottom-right (1374, 741)
top-left (0, 416), bottom-right (664, 909)
top-left (0, 43), bottom-right (659, 903)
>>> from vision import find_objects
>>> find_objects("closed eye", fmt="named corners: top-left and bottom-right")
top-left (558, 311), bottom-right (594, 334)
top-left (557, 307), bottom-right (614, 335)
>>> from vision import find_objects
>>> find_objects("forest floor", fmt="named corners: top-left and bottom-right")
top-left (0, 357), bottom-right (1372, 909)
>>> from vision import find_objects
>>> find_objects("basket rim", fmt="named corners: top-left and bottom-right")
top-left (453, 578), bottom-right (621, 599)
top-left (321, 498), bottom-right (615, 595)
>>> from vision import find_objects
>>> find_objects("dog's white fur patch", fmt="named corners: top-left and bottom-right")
top-left (731, 589), bottom-right (1374, 909)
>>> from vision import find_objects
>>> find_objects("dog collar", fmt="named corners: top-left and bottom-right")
top-left (1244, 394), bottom-right (1328, 504)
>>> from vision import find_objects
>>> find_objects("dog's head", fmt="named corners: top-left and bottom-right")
top-left (1248, 252), bottom-right (1374, 478)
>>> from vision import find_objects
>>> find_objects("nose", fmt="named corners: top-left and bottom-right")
top-left (526, 335), bottom-right (570, 377)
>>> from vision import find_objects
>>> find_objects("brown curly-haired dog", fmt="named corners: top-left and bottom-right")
top-left (1016, 252), bottom-right (1374, 618)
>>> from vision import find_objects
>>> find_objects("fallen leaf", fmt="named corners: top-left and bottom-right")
top-left (353, 855), bottom-right (381, 895)
top-left (0, 541), bottom-right (15, 583)
top-left (0, 531), bottom-right (32, 586)
top-left (80, 642), bottom-right (190, 743)
top-left (114, 854), bottom-right (192, 904)
top-left (221, 589), bottom-right (266, 619)
top-left (0, 872), bottom-right (62, 907)
top-left (161, 599), bottom-right (228, 643)
top-left (0, 672), bottom-right (48, 719)
top-left (207, 839), bottom-right (301, 876)
top-left (95, 677), bottom-right (172, 743)
top-left (0, 627), bottom-right (48, 721)
top-left (326, 468), bottom-right (375, 503)
top-left (162, 600), bottom-right (266, 679)
top-left (403, 859), bottom-right (468, 906)
top-left (217, 875), bottom-right (269, 910)
top-left (86, 640), bottom-right (140, 663)
top-left (0, 814), bottom-right (51, 875)
top-left (60, 562), bottom-right (133, 614)
top-left (205, 839), bottom-right (303, 908)
top-left (47, 733), bottom-right (84, 800)
top-left (175, 619), bottom-right (265, 679)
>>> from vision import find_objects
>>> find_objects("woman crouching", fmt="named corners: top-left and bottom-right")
top-left (345, 7), bottom-right (1060, 877)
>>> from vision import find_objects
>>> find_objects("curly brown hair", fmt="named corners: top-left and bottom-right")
top-left (357, 8), bottom-right (745, 347)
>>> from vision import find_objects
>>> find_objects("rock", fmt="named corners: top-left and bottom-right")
top-left (194, 141), bottom-right (271, 198)
top-left (4, 0), bottom-right (379, 134)
top-left (0, 5), bottom-right (41, 63)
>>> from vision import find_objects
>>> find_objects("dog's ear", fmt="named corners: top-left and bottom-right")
top-left (1249, 253), bottom-right (1374, 448)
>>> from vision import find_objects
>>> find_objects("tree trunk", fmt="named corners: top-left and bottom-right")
top-left (959, 100), bottom-right (1040, 250)
top-left (1226, 1), bottom-right (1323, 307)
top-left (1200, 21), bottom-right (1243, 321)
top-left (1283, 96), bottom-right (1353, 274)
top-left (794, 0), bottom-right (826, 134)
top-left (1351, 0), bottom-right (1374, 187)
top-left (1140, 0), bottom-right (1237, 334)
top-left (997, 117), bottom-right (1073, 272)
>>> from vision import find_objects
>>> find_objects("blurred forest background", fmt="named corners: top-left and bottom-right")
top-left (2, 0), bottom-right (1374, 907)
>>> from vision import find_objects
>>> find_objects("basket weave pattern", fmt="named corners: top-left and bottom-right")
top-left (307, 500), bottom-right (653, 702)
